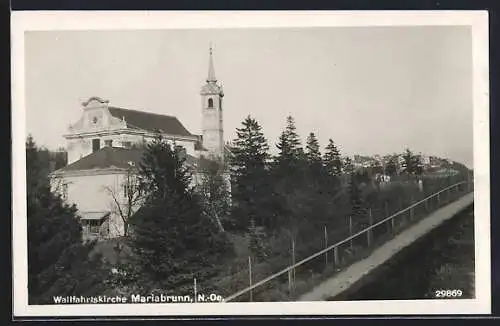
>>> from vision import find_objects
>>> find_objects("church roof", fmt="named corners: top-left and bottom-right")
top-left (54, 147), bottom-right (145, 172)
top-left (108, 107), bottom-right (193, 137)
top-left (200, 45), bottom-right (224, 96)
top-left (200, 82), bottom-right (223, 96)
top-left (207, 44), bottom-right (217, 83)
top-left (53, 146), bottom-right (199, 174)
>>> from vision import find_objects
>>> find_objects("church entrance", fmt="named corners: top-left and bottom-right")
top-left (92, 139), bottom-right (100, 152)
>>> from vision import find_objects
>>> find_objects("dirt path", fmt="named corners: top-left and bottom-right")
top-left (298, 192), bottom-right (474, 301)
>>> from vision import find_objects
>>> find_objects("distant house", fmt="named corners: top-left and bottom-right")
top-left (420, 155), bottom-right (431, 166)
top-left (434, 167), bottom-right (460, 177)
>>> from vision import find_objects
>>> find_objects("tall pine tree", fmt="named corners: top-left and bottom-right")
top-left (229, 116), bottom-right (272, 230)
top-left (26, 136), bottom-right (107, 304)
top-left (305, 132), bottom-right (323, 180)
top-left (324, 139), bottom-right (343, 179)
top-left (275, 116), bottom-right (304, 173)
top-left (130, 135), bottom-right (231, 292)
top-left (272, 116), bottom-right (311, 239)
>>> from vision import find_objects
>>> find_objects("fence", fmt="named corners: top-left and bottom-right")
top-left (222, 177), bottom-right (473, 302)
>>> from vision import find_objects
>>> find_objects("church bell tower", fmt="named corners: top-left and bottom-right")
top-left (201, 44), bottom-right (224, 160)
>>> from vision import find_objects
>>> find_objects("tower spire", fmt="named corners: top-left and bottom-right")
top-left (207, 43), bottom-right (217, 82)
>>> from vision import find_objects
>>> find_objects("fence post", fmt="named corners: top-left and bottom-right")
top-left (334, 246), bottom-right (339, 267)
top-left (367, 208), bottom-right (373, 247)
top-left (349, 215), bottom-right (353, 251)
top-left (193, 277), bottom-right (197, 303)
top-left (291, 238), bottom-right (296, 290)
top-left (248, 256), bottom-right (253, 302)
top-left (324, 225), bottom-right (328, 269)
top-left (391, 214), bottom-right (396, 234)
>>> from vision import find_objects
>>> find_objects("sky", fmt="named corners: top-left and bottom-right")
top-left (25, 26), bottom-right (473, 168)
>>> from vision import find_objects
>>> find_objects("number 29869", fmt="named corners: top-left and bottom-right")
top-left (434, 289), bottom-right (463, 298)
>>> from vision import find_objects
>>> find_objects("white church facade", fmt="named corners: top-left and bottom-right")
top-left (50, 46), bottom-right (229, 241)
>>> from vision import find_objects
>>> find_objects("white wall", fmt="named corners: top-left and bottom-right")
top-left (51, 165), bottom-right (205, 239)
top-left (51, 172), bottom-right (129, 237)
top-left (201, 94), bottom-right (224, 159)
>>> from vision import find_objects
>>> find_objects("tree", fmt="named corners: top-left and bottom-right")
top-left (229, 116), bottom-right (272, 230)
top-left (197, 157), bottom-right (231, 232)
top-left (402, 148), bottom-right (415, 174)
top-left (104, 164), bottom-right (143, 237)
top-left (385, 157), bottom-right (398, 176)
top-left (248, 219), bottom-right (270, 262)
top-left (130, 135), bottom-right (232, 291)
top-left (305, 132), bottom-right (323, 180)
top-left (275, 116), bottom-right (304, 172)
top-left (26, 136), bottom-right (107, 304)
top-left (348, 173), bottom-right (364, 219)
top-left (401, 148), bottom-right (424, 176)
top-left (305, 132), bottom-right (321, 164)
top-left (370, 160), bottom-right (384, 175)
top-left (343, 156), bottom-right (354, 175)
top-left (272, 117), bottom-right (338, 242)
top-left (324, 139), bottom-right (343, 177)
top-left (412, 154), bottom-right (424, 176)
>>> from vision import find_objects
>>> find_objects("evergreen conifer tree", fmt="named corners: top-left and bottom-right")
top-left (305, 132), bottom-right (323, 180)
top-left (130, 135), bottom-right (232, 291)
top-left (324, 139), bottom-right (343, 177)
top-left (272, 116), bottom-right (312, 238)
top-left (305, 132), bottom-right (321, 163)
top-left (275, 116), bottom-right (304, 173)
top-left (343, 156), bottom-right (354, 175)
top-left (26, 136), bottom-right (107, 304)
top-left (229, 116), bottom-right (272, 229)
top-left (402, 148), bottom-right (415, 175)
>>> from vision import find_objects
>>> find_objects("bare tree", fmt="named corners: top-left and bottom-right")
top-left (103, 162), bottom-right (143, 237)
top-left (49, 175), bottom-right (71, 201)
top-left (196, 158), bottom-right (230, 233)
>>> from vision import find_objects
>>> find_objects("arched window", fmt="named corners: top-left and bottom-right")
top-left (208, 98), bottom-right (214, 108)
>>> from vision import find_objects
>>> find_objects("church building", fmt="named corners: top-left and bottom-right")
top-left (50, 46), bottom-right (229, 241)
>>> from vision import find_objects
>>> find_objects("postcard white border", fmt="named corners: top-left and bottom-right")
top-left (11, 10), bottom-right (490, 317)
